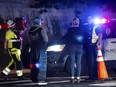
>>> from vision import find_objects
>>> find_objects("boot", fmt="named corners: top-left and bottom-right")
top-left (1, 72), bottom-right (9, 81)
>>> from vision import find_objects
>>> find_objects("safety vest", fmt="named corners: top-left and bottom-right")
top-left (91, 25), bottom-right (99, 43)
top-left (6, 30), bottom-right (21, 49)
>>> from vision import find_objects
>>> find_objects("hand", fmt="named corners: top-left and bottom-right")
top-left (96, 43), bottom-right (102, 50)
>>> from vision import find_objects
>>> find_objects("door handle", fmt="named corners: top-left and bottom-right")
top-left (111, 41), bottom-right (116, 43)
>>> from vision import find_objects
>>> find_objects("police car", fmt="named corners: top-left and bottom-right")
top-left (46, 18), bottom-right (116, 76)
top-left (101, 18), bottom-right (116, 74)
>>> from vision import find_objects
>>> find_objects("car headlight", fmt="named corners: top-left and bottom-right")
top-left (46, 45), bottom-right (65, 52)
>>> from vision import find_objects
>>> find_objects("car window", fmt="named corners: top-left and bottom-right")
top-left (102, 21), bottom-right (116, 39)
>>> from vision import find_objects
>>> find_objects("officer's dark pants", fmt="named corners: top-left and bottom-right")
top-left (85, 44), bottom-right (98, 80)
top-left (69, 44), bottom-right (83, 78)
top-left (21, 44), bottom-right (30, 68)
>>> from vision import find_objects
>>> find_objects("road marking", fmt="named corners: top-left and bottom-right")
top-left (46, 76), bottom-right (88, 79)
top-left (1, 79), bottom-right (116, 87)
top-left (15, 80), bottom-right (69, 86)
top-left (35, 82), bottom-right (48, 85)
top-left (48, 80), bottom-right (69, 84)
top-left (0, 80), bottom-right (31, 85)
top-left (90, 82), bottom-right (116, 86)
top-left (15, 83), bottom-right (46, 86)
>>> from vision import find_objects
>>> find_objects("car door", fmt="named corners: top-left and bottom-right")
top-left (102, 38), bottom-right (116, 61)
top-left (102, 21), bottom-right (116, 73)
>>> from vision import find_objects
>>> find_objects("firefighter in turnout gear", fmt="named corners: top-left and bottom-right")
top-left (1, 20), bottom-right (24, 80)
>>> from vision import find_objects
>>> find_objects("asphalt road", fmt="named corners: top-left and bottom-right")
top-left (0, 75), bottom-right (116, 87)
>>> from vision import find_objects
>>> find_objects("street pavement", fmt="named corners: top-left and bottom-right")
top-left (0, 69), bottom-right (116, 87)
top-left (0, 75), bottom-right (116, 87)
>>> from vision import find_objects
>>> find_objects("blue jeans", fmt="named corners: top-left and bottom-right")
top-left (30, 47), bottom-right (47, 82)
top-left (69, 44), bottom-right (83, 77)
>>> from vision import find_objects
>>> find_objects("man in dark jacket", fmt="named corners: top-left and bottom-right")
top-left (29, 17), bottom-right (48, 83)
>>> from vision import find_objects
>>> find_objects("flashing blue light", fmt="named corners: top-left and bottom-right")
top-left (76, 36), bottom-right (83, 42)
top-left (94, 18), bottom-right (101, 24)
top-left (35, 63), bottom-right (41, 68)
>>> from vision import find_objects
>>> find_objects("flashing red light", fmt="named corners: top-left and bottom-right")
top-left (94, 18), bottom-right (109, 24)
top-left (101, 18), bottom-right (107, 23)
top-left (0, 23), bottom-right (8, 29)
top-left (30, 64), bottom-right (33, 69)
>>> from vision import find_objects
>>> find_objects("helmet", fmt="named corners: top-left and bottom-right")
top-left (33, 17), bottom-right (42, 24)
top-left (7, 20), bottom-right (15, 27)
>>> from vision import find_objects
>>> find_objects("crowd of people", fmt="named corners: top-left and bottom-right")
top-left (0, 15), bottom-right (103, 83)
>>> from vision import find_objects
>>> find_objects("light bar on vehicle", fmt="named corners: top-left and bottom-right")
top-left (94, 18), bottom-right (108, 24)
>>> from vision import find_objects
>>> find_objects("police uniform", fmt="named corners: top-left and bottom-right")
top-left (84, 23), bottom-right (101, 80)
top-left (2, 29), bottom-right (23, 77)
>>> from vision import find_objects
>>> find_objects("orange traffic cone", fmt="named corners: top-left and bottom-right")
top-left (97, 48), bottom-right (108, 80)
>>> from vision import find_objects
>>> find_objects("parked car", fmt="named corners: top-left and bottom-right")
top-left (101, 19), bottom-right (116, 74)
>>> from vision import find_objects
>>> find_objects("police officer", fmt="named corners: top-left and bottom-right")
top-left (84, 16), bottom-right (102, 81)
top-left (1, 20), bottom-right (24, 80)
top-left (29, 17), bottom-right (48, 83)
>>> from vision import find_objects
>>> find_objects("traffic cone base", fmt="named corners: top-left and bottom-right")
top-left (98, 61), bottom-right (108, 80)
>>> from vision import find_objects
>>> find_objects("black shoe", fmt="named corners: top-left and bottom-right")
top-left (38, 80), bottom-right (47, 85)
top-left (1, 72), bottom-right (9, 81)
top-left (85, 78), bottom-right (98, 82)
top-left (76, 79), bottom-right (81, 83)
top-left (39, 80), bottom-right (46, 83)
top-left (18, 76), bottom-right (25, 80)
top-left (70, 79), bottom-right (75, 83)
top-left (31, 79), bottom-right (38, 83)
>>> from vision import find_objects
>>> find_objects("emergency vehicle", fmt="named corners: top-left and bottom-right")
top-left (46, 18), bottom-right (116, 76)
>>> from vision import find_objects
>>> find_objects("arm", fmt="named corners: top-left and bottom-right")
top-left (96, 33), bottom-right (103, 49)
top-left (41, 28), bottom-right (48, 43)
top-left (4, 39), bottom-right (8, 50)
